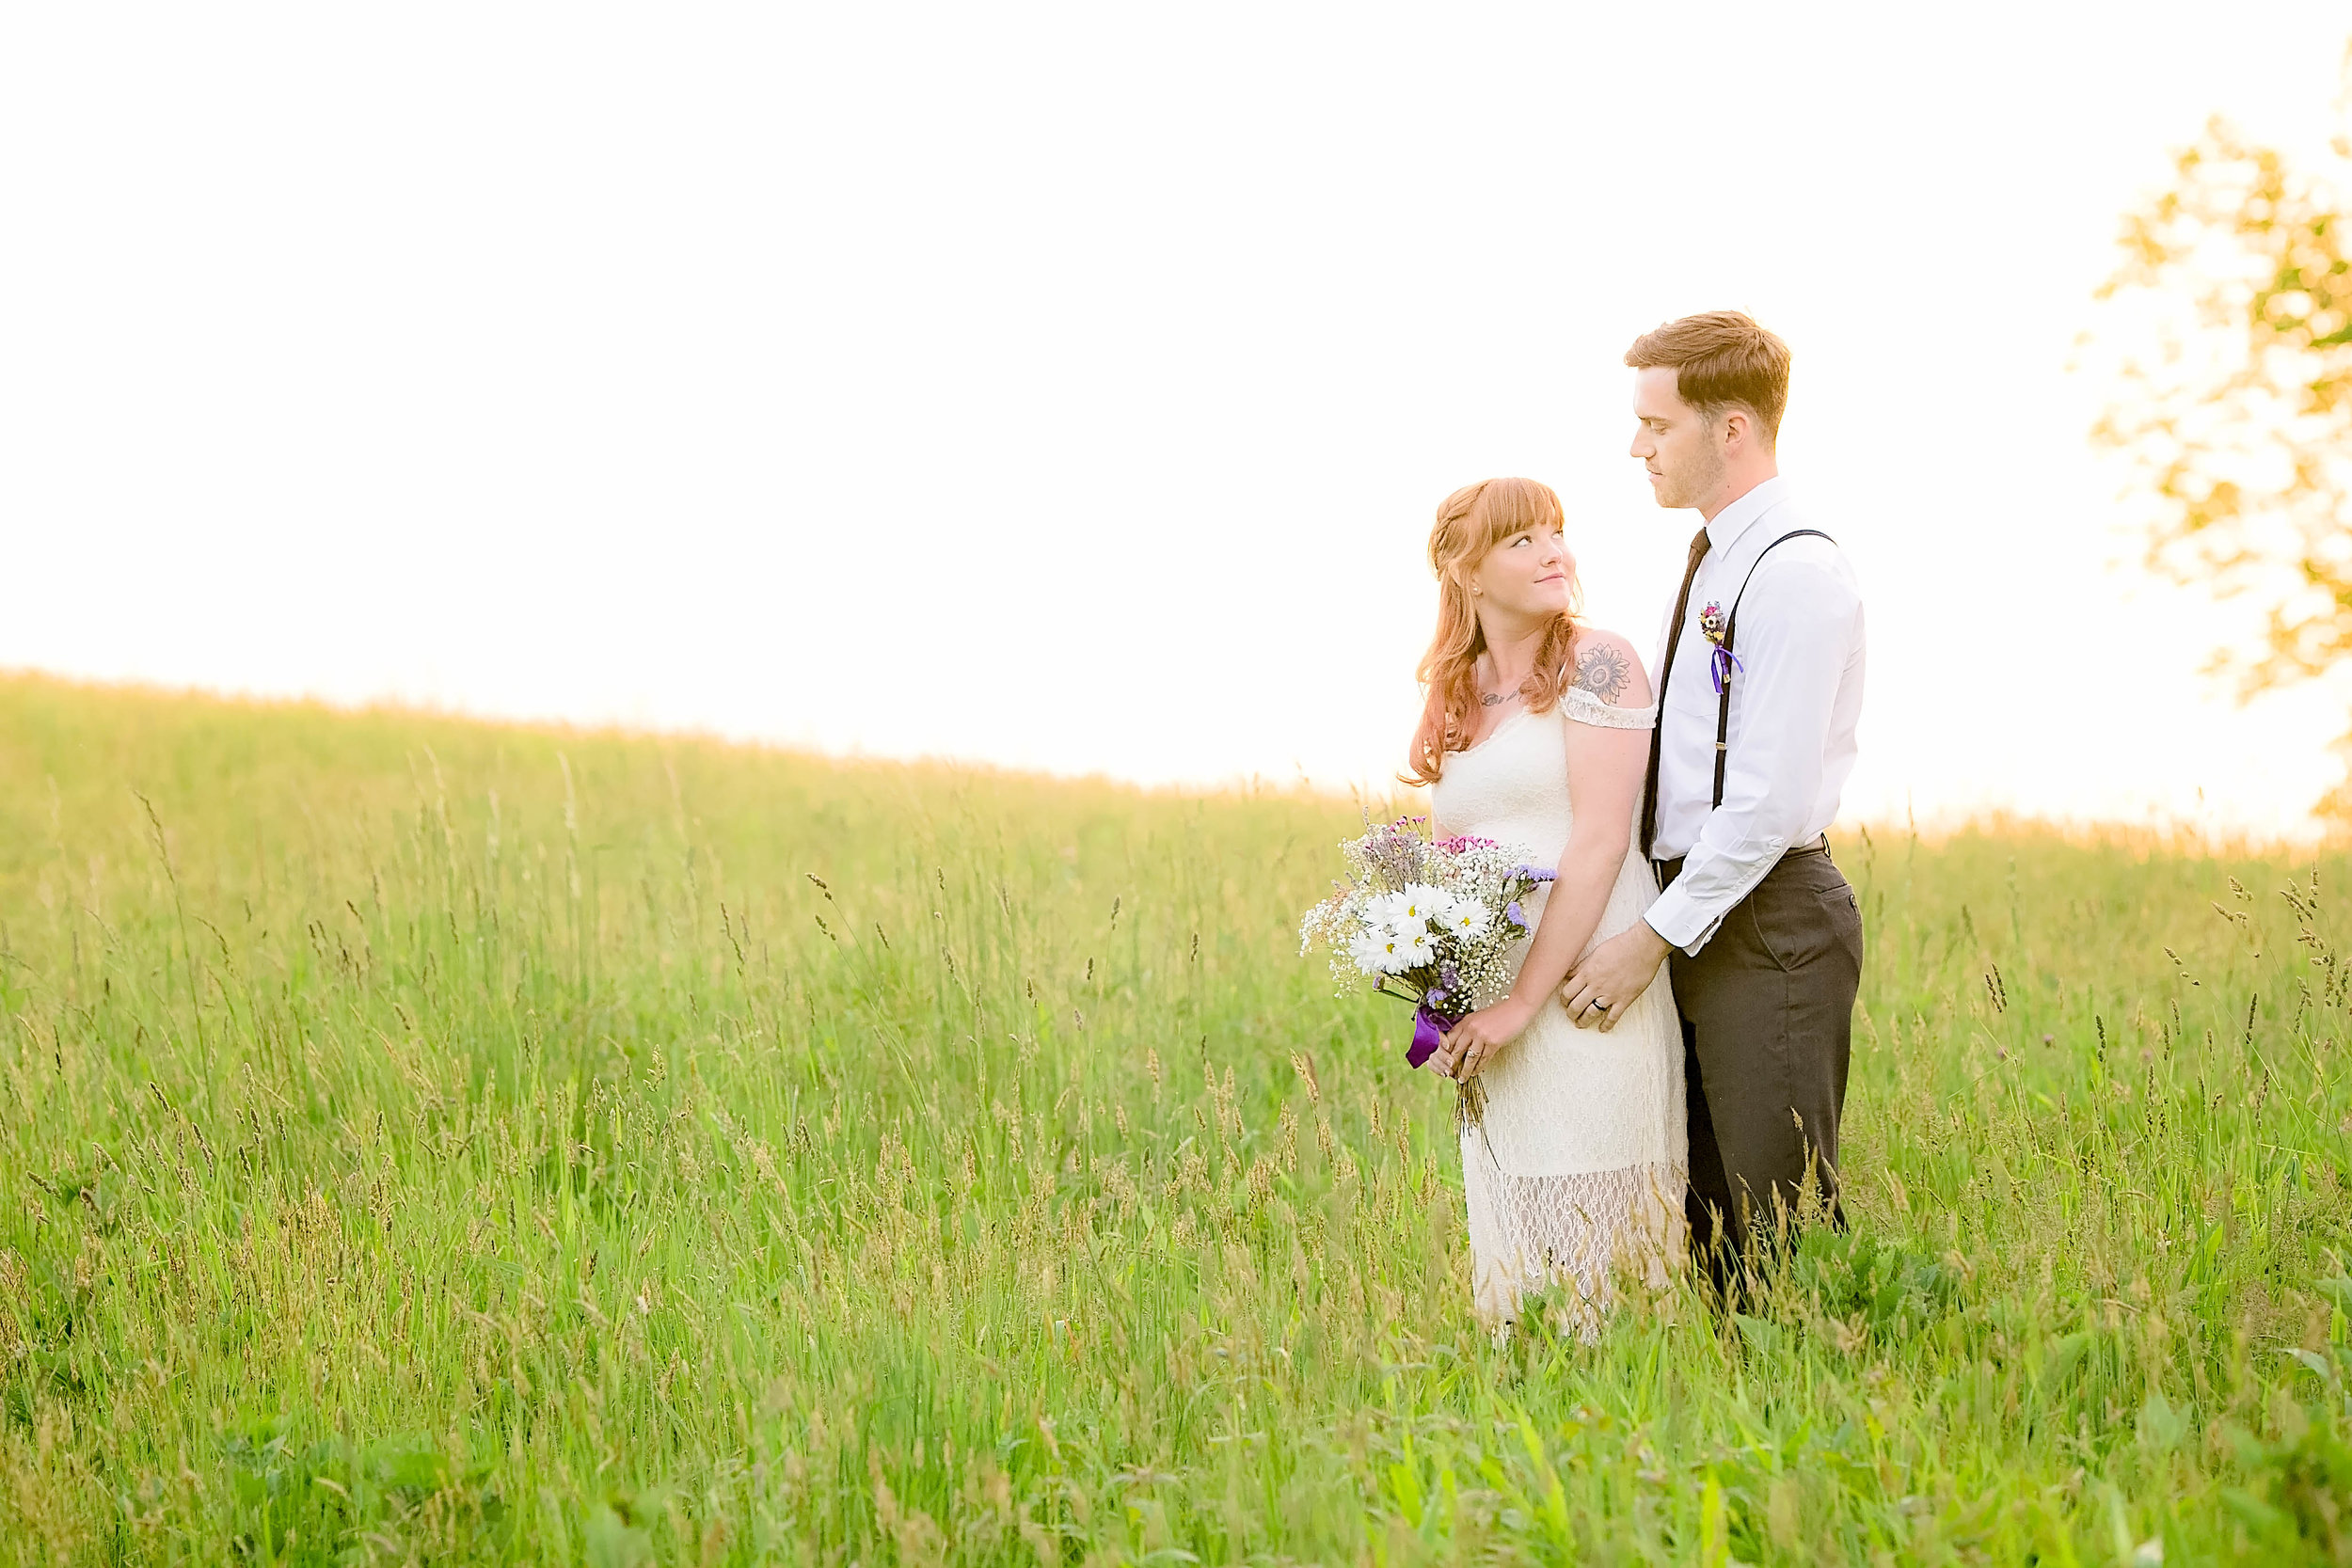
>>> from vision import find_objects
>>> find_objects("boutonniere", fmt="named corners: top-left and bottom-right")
top-left (1699, 600), bottom-right (1743, 693)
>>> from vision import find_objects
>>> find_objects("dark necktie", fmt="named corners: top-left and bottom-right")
top-left (1640, 526), bottom-right (1713, 858)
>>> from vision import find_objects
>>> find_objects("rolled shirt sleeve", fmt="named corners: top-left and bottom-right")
top-left (1644, 561), bottom-right (1862, 954)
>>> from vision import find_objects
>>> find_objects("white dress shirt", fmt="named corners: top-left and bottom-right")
top-left (1644, 476), bottom-right (1866, 954)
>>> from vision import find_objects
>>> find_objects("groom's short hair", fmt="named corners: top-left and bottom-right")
top-left (1625, 312), bottom-right (1790, 445)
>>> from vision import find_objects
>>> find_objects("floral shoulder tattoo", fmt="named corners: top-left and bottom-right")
top-left (1573, 641), bottom-right (1631, 704)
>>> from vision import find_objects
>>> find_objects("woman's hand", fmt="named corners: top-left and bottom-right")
top-left (1433, 994), bottom-right (1537, 1081)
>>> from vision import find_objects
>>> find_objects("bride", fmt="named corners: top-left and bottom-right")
top-left (1410, 477), bottom-right (1688, 1329)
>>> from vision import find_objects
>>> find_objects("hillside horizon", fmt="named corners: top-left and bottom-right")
top-left (4, 667), bottom-right (2336, 857)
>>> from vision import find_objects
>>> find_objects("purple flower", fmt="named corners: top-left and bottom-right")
top-left (1504, 901), bottom-right (1525, 927)
top-left (1515, 864), bottom-right (1556, 884)
top-left (1435, 832), bottom-right (1500, 854)
top-left (1360, 827), bottom-right (1433, 887)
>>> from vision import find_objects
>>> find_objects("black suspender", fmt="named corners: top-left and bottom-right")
top-left (1708, 529), bottom-right (1836, 807)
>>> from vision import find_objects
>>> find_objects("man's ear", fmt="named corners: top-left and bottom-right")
top-left (1720, 406), bottom-right (1751, 454)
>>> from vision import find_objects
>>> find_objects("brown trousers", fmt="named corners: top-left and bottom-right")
top-left (1655, 842), bottom-right (1862, 1280)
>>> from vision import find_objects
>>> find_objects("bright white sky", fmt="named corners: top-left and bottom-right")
top-left (4, 4), bottom-right (2347, 837)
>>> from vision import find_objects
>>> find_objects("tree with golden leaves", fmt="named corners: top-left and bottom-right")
top-left (2095, 54), bottom-right (2352, 816)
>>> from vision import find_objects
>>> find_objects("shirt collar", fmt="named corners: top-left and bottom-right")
top-left (1704, 474), bottom-right (1791, 557)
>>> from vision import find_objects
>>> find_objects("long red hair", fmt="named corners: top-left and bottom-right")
top-left (1406, 477), bottom-right (1579, 785)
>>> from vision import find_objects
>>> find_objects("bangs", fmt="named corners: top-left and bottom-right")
top-left (1464, 478), bottom-right (1564, 553)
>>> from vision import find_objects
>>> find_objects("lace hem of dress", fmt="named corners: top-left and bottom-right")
top-left (1466, 1158), bottom-right (1687, 1336)
top-left (1559, 687), bottom-right (1658, 730)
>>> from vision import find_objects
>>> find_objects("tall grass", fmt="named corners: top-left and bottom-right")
top-left (0, 673), bottom-right (2347, 1565)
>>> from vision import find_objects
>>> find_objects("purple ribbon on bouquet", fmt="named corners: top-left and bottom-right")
top-left (1708, 644), bottom-right (1744, 694)
top-left (1406, 973), bottom-right (1459, 1068)
top-left (1406, 1006), bottom-right (1448, 1069)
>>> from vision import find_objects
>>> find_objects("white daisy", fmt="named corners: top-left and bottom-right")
top-left (1440, 899), bottom-right (1492, 940)
top-left (1378, 883), bottom-right (1447, 930)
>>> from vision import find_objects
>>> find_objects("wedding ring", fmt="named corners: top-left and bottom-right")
top-left (1593, 999), bottom-right (1612, 1011)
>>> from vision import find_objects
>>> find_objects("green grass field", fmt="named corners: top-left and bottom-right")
top-left (1, 673), bottom-right (2347, 1566)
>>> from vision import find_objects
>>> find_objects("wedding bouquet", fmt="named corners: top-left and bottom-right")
top-left (1297, 816), bottom-right (1554, 1086)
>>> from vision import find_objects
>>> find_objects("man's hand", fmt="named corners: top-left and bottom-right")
top-left (1430, 993), bottom-right (1536, 1082)
top-left (1559, 922), bottom-right (1672, 1032)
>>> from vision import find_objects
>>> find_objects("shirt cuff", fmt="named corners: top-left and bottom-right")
top-left (1644, 887), bottom-right (1724, 957)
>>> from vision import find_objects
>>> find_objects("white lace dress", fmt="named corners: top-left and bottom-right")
top-left (1429, 687), bottom-right (1689, 1328)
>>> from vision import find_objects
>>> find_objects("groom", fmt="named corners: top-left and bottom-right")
top-left (1559, 311), bottom-right (1866, 1288)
